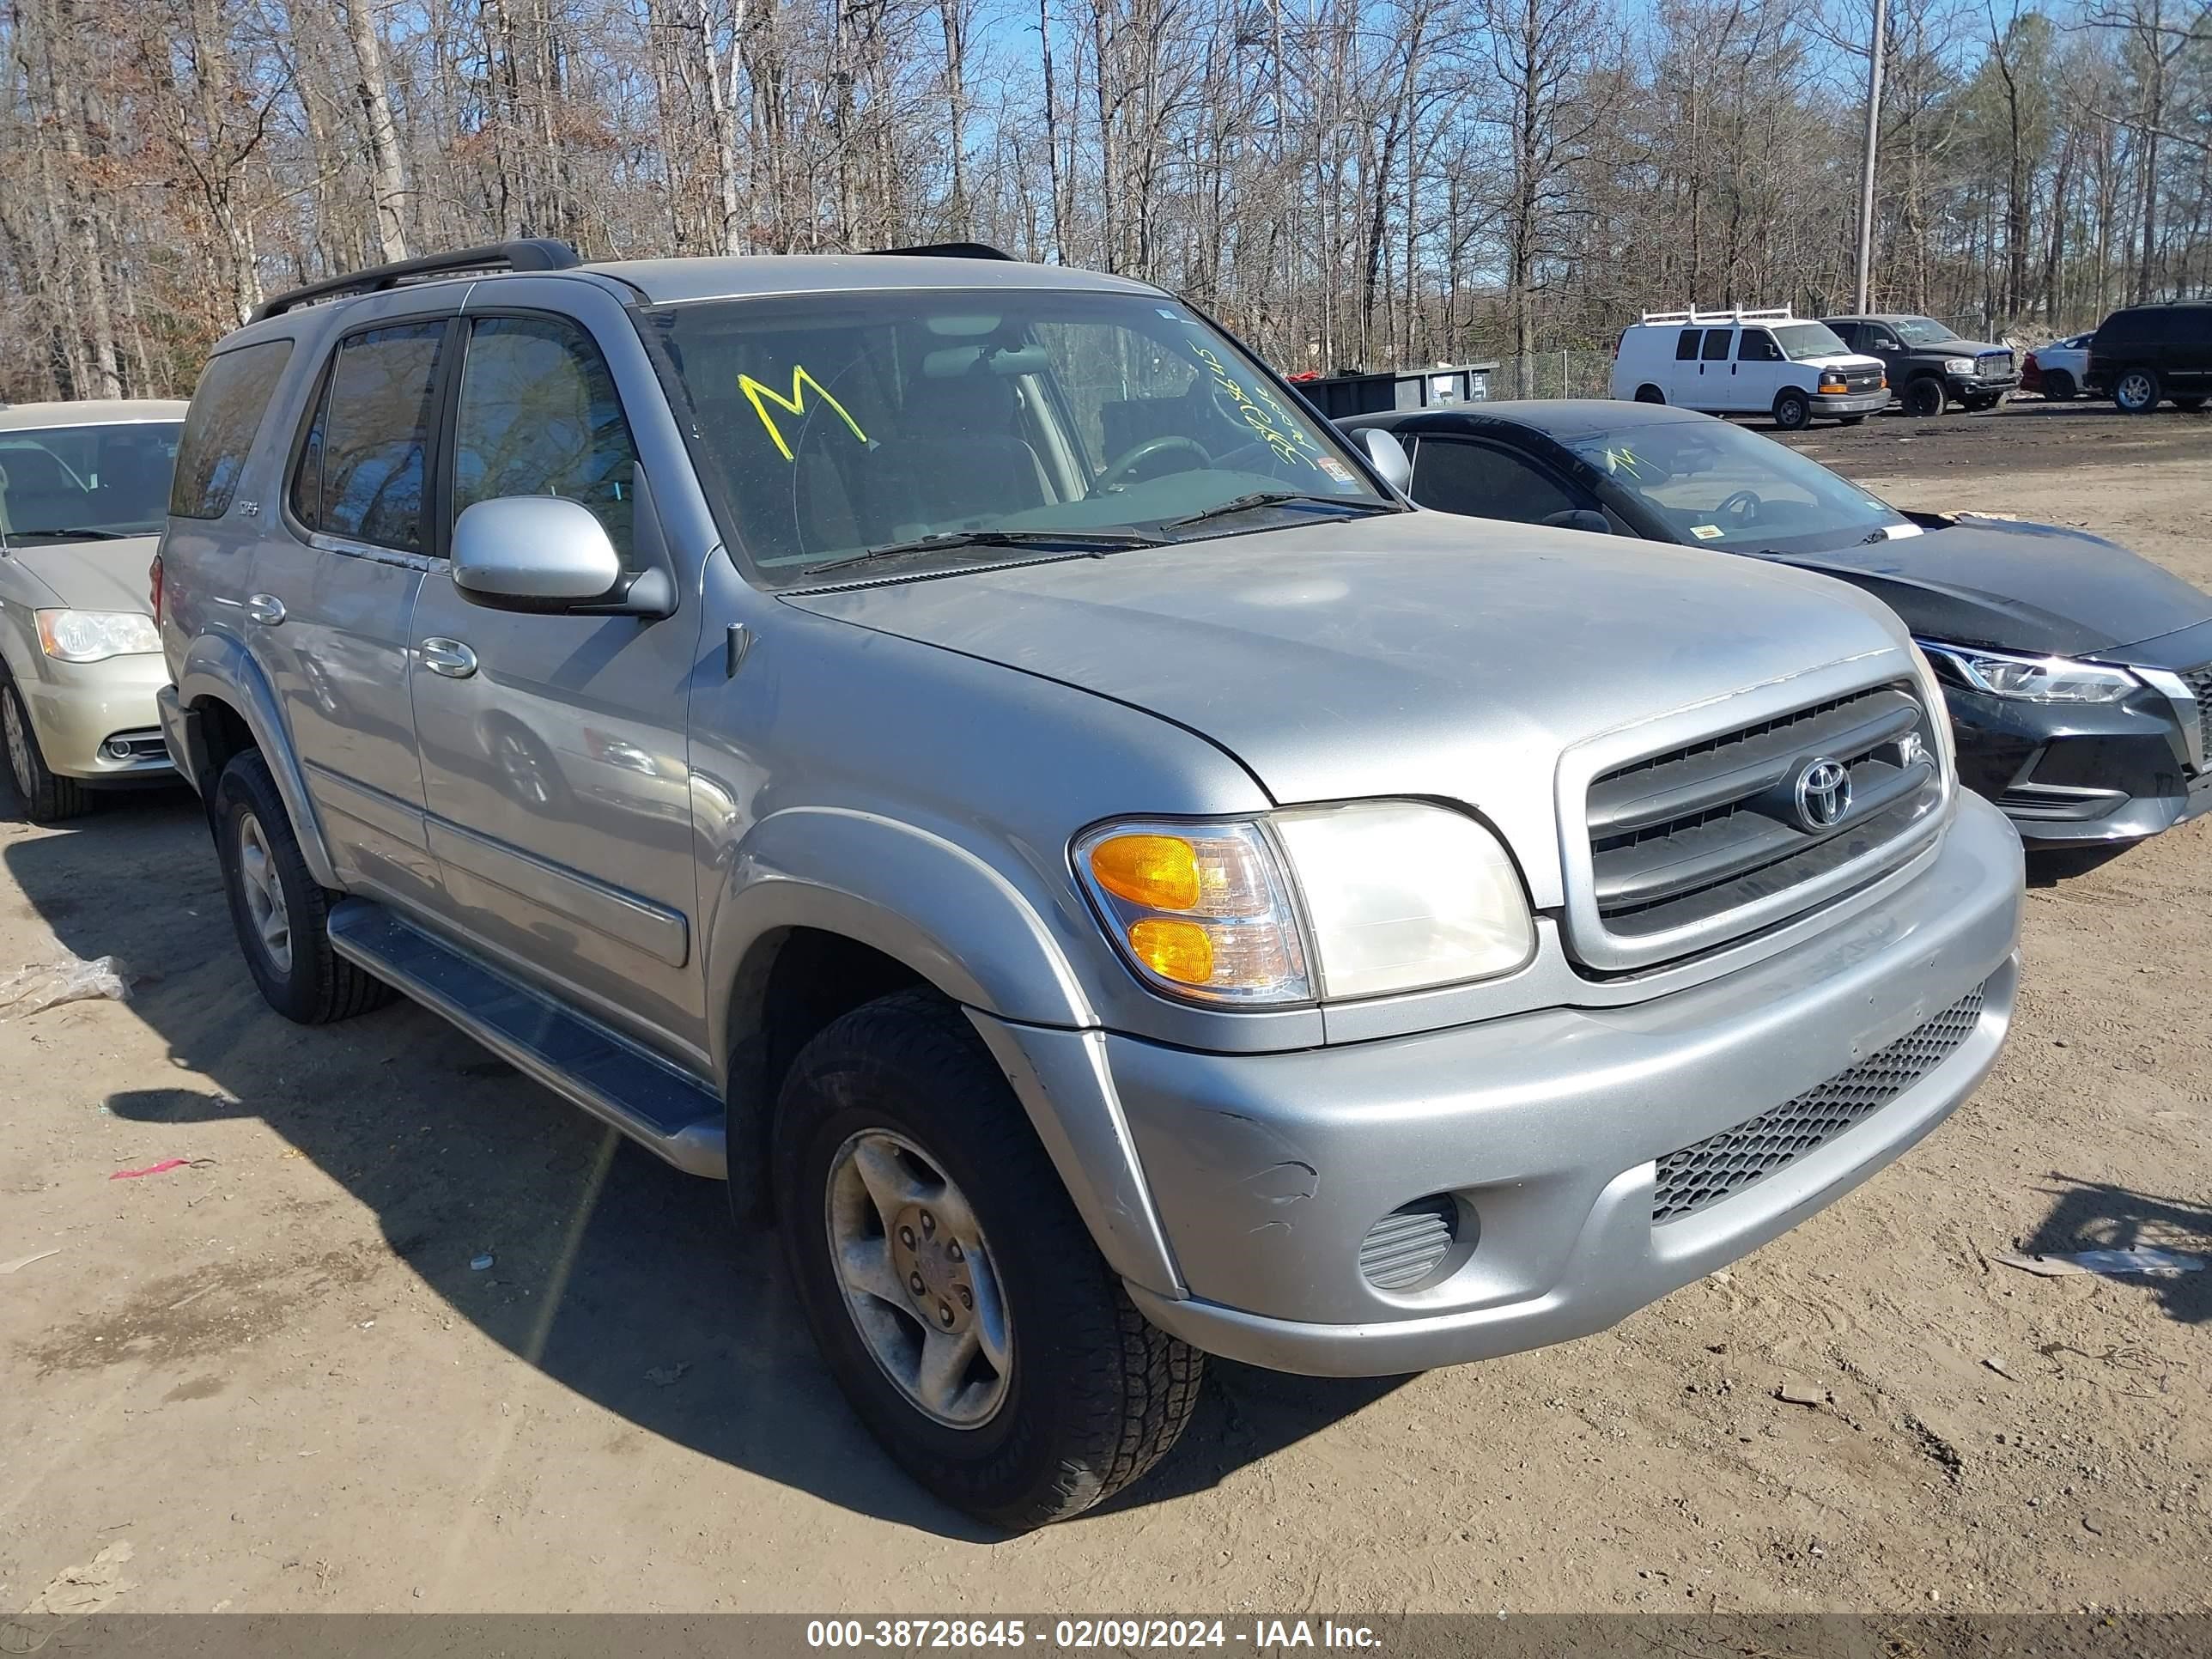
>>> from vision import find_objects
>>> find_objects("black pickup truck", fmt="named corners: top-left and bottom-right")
top-left (1823, 313), bottom-right (2021, 416)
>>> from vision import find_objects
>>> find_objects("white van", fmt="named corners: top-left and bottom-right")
top-left (1612, 307), bottom-right (1888, 430)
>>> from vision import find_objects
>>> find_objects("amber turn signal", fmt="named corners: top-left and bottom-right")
top-left (1088, 833), bottom-right (1201, 911)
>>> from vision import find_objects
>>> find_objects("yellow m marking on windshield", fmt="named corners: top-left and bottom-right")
top-left (738, 367), bottom-right (869, 463)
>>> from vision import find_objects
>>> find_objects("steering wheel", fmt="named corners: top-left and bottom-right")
top-left (1716, 488), bottom-right (1763, 524)
top-left (1095, 434), bottom-right (1211, 492)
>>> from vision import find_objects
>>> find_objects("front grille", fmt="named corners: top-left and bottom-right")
top-left (1651, 986), bottom-right (1988, 1224)
top-left (1839, 368), bottom-right (1883, 393)
top-left (1976, 349), bottom-right (2014, 379)
top-left (1583, 684), bottom-right (1944, 954)
top-left (2180, 665), bottom-right (2212, 773)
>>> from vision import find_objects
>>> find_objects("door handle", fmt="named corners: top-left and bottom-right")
top-left (419, 637), bottom-right (478, 679)
top-left (244, 593), bottom-right (286, 626)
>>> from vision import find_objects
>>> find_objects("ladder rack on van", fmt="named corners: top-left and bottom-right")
top-left (1638, 306), bottom-right (1796, 326)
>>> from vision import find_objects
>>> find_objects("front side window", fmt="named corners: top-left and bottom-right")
top-left (1737, 331), bottom-right (1780, 363)
top-left (291, 321), bottom-right (448, 554)
top-left (1699, 330), bottom-right (1734, 362)
top-left (451, 315), bottom-right (639, 563)
top-left (1410, 439), bottom-right (1581, 525)
top-left (641, 288), bottom-right (1391, 586)
top-left (172, 340), bottom-right (293, 520)
top-left (0, 421), bottom-right (182, 545)
top-left (1566, 419), bottom-right (1909, 553)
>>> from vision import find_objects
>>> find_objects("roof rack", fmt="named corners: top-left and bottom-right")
top-left (866, 241), bottom-right (1014, 261)
top-left (1638, 305), bottom-right (1796, 325)
top-left (251, 239), bottom-right (583, 323)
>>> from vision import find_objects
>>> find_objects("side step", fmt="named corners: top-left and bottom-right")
top-left (327, 898), bottom-right (727, 1178)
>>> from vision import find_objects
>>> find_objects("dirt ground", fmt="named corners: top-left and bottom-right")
top-left (2, 400), bottom-right (2208, 1617)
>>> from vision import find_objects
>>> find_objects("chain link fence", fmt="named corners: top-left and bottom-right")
top-left (1479, 351), bottom-right (1616, 402)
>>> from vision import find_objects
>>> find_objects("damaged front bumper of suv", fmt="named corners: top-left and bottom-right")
top-left (979, 791), bottom-right (2022, 1377)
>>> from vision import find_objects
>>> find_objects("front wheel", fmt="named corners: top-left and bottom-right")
top-left (774, 990), bottom-right (1202, 1529)
top-left (1771, 389), bottom-right (1811, 431)
top-left (2114, 368), bottom-right (2160, 413)
top-left (1902, 378), bottom-right (1948, 418)
top-left (1, 672), bottom-right (90, 823)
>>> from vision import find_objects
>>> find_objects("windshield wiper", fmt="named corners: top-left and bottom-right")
top-left (798, 526), bottom-right (1168, 580)
top-left (4, 528), bottom-right (137, 542)
top-left (1162, 490), bottom-right (1395, 534)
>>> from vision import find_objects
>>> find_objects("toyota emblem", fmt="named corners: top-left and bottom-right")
top-left (1793, 758), bottom-right (1852, 830)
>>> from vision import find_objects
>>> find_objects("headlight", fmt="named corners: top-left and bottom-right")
top-left (1942, 357), bottom-right (1976, 376)
top-left (34, 610), bottom-right (161, 663)
top-left (1074, 802), bottom-right (1534, 1006)
top-left (1918, 640), bottom-right (2136, 704)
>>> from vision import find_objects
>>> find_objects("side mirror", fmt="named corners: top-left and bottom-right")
top-left (453, 496), bottom-right (625, 611)
top-left (1361, 428), bottom-right (1413, 495)
top-left (1542, 508), bottom-right (1613, 536)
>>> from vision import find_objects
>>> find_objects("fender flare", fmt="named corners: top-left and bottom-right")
top-left (174, 632), bottom-right (340, 890)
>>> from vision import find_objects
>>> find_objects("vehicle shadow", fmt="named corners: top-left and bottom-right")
top-left (5, 798), bottom-right (1402, 1540)
top-left (2020, 1175), bottom-right (2211, 1327)
top-left (2026, 842), bottom-right (2136, 887)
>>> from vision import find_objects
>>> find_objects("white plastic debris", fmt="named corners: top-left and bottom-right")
top-left (0, 953), bottom-right (129, 1019)
top-left (1995, 1247), bottom-right (2205, 1279)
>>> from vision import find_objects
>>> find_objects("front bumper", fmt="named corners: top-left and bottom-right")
top-left (1811, 388), bottom-right (1888, 416)
top-left (16, 651), bottom-right (173, 782)
top-left (1948, 678), bottom-right (2209, 845)
top-left (991, 793), bottom-right (2022, 1377)
top-left (1949, 374), bottom-right (2021, 401)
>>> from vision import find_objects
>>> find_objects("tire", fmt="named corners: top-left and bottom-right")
top-left (2113, 368), bottom-right (2160, 414)
top-left (1902, 377), bottom-right (1947, 418)
top-left (774, 989), bottom-right (1202, 1529)
top-left (212, 750), bottom-right (392, 1024)
top-left (1771, 389), bottom-right (1811, 431)
top-left (1633, 384), bottom-right (1665, 404)
top-left (2042, 369), bottom-right (2077, 401)
top-left (1, 672), bottom-right (90, 823)
top-left (1840, 414), bottom-right (1869, 425)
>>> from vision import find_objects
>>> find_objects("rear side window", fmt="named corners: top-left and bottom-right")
top-left (1674, 330), bottom-right (1702, 361)
top-left (291, 321), bottom-right (449, 554)
top-left (1411, 439), bottom-right (1581, 525)
top-left (170, 340), bottom-right (295, 520)
top-left (1699, 330), bottom-right (1733, 362)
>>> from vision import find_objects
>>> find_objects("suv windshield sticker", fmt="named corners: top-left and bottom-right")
top-left (1691, 523), bottom-right (1723, 540)
top-left (1188, 343), bottom-right (1334, 477)
top-left (739, 366), bottom-right (869, 462)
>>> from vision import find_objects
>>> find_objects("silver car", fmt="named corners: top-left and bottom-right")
top-left (155, 241), bottom-right (2024, 1528)
top-left (0, 399), bottom-right (185, 819)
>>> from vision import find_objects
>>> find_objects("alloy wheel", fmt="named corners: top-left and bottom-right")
top-left (824, 1128), bottom-right (1012, 1428)
top-left (3, 691), bottom-right (32, 797)
top-left (235, 811), bottom-right (294, 975)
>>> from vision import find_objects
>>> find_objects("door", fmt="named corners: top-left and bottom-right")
top-left (1696, 326), bottom-right (1740, 409)
top-left (1408, 436), bottom-right (1598, 526)
top-left (1734, 327), bottom-right (1788, 412)
top-left (250, 311), bottom-right (453, 908)
top-left (1858, 321), bottom-right (1906, 386)
top-left (406, 310), bottom-right (707, 1047)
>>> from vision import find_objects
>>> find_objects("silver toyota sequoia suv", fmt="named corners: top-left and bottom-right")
top-left (155, 240), bottom-right (2026, 1528)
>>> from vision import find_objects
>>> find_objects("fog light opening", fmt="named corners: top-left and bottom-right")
top-left (1358, 1194), bottom-right (1478, 1293)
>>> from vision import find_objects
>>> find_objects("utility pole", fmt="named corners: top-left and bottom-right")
top-left (1853, 0), bottom-right (1889, 313)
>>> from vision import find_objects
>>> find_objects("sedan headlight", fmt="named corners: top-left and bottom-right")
top-left (1075, 802), bottom-right (1534, 1006)
top-left (1918, 640), bottom-right (2136, 704)
top-left (34, 609), bottom-right (161, 663)
top-left (1942, 356), bottom-right (1976, 375)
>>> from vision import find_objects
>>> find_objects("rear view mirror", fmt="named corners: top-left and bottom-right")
top-left (1361, 428), bottom-right (1413, 494)
top-left (1542, 508), bottom-right (1613, 536)
top-left (453, 496), bottom-right (625, 611)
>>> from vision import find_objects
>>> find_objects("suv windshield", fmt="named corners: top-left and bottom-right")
top-left (0, 421), bottom-right (182, 547)
top-left (1773, 323), bottom-right (1850, 362)
top-left (641, 288), bottom-right (1392, 586)
top-left (1565, 419), bottom-right (1910, 552)
top-left (1893, 317), bottom-right (1960, 347)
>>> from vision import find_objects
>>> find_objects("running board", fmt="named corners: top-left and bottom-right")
top-left (326, 898), bottom-right (727, 1178)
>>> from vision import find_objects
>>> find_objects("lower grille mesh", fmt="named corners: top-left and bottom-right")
top-left (1651, 985), bottom-right (1988, 1224)
top-left (2180, 665), bottom-right (2212, 773)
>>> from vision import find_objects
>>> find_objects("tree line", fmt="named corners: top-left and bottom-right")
top-left (2, 0), bottom-right (2207, 402)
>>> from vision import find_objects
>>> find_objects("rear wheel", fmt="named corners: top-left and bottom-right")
top-left (1902, 377), bottom-right (1948, 418)
top-left (212, 750), bottom-right (392, 1024)
top-left (774, 989), bottom-right (1201, 1529)
top-left (2042, 368), bottom-right (2077, 401)
top-left (1633, 384), bottom-right (1665, 404)
top-left (0, 673), bottom-right (90, 823)
top-left (1771, 389), bottom-right (1811, 431)
top-left (2114, 368), bottom-right (2160, 413)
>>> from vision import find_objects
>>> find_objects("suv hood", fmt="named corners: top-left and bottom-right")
top-left (786, 513), bottom-right (1913, 873)
top-left (1767, 517), bottom-right (2212, 659)
top-left (3, 534), bottom-right (160, 614)
top-left (1804, 353), bottom-right (1887, 374)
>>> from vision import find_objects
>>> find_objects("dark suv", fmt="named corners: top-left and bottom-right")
top-left (1824, 314), bottom-right (2020, 416)
top-left (2086, 301), bottom-right (2212, 414)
